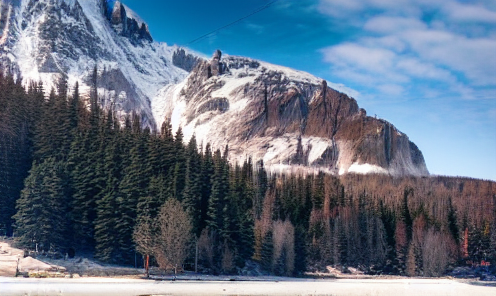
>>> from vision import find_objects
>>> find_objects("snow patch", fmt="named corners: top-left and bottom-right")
top-left (211, 75), bottom-right (256, 99)
top-left (303, 137), bottom-right (334, 165)
top-left (171, 100), bottom-right (186, 135)
top-left (346, 163), bottom-right (389, 175)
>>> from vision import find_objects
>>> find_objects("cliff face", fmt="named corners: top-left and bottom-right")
top-left (164, 51), bottom-right (429, 177)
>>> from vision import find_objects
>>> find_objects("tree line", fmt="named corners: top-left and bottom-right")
top-left (1, 70), bottom-right (495, 276)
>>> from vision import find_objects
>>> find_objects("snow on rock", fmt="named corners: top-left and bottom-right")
top-left (159, 51), bottom-right (429, 177)
top-left (0, 0), bottom-right (188, 130)
top-left (346, 163), bottom-right (389, 175)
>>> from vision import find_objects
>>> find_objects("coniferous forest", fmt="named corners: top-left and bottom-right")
top-left (1, 70), bottom-right (495, 277)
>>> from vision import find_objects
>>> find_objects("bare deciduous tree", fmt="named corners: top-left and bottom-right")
top-left (156, 199), bottom-right (193, 272)
top-left (133, 198), bottom-right (192, 274)
top-left (272, 220), bottom-right (295, 276)
top-left (198, 228), bottom-right (215, 269)
top-left (422, 229), bottom-right (452, 277)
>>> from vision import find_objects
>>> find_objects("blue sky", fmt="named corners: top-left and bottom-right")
top-left (122, 0), bottom-right (496, 181)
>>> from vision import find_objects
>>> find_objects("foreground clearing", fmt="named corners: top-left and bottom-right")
top-left (1, 277), bottom-right (495, 296)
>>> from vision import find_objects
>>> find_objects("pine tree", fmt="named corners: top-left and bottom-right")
top-left (207, 149), bottom-right (229, 232)
top-left (14, 158), bottom-right (68, 251)
top-left (172, 127), bottom-right (186, 200)
top-left (115, 129), bottom-right (150, 263)
top-left (94, 124), bottom-right (122, 262)
top-left (199, 143), bottom-right (214, 231)
top-left (182, 134), bottom-right (202, 236)
top-left (261, 230), bottom-right (273, 273)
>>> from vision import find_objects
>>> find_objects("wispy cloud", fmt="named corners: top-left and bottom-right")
top-left (317, 0), bottom-right (496, 102)
top-left (245, 23), bottom-right (265, 35)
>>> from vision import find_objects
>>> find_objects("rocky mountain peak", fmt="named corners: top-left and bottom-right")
top-left (108, 0), bottom-right (152, 44)
top-left (209, 49), bottom-right (227, 77)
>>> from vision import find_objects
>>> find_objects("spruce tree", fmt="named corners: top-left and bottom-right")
top-left (94, 142), bottom-right (121, 262)
top-left (182, 134), bottom-right (202, 236)
top-left (207, 149), bottom-right (229, 232)
top-left (172, 127), bottom-right (186, 200)
top-left (14, 158), bottom-right (68, 251)
top-left (115, 128), bottom-right (150, 263)
top-left (199, 143), bottom-right (214, 231)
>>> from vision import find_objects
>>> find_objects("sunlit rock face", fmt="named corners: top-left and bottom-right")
top-left (160, 51), bottom-right (429, 177)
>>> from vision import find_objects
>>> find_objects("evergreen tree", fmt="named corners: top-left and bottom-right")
top-left (94, 137), bottom-right (122, 262)
top-left (14, 158), bottom-right (68, 251)
top-left (172, 127), bottom-right (186, 200)
top-left (207, 149), bottom-right (229, 232)
top-left (199, 143), bottom-right (214, 231)
top-left (183, 134), bottom-right (202, 236)
top-left (115, 129), bottom-right (150, 263)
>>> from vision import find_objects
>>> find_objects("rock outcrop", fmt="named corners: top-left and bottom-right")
top-left (164, 50), bottom-right (429, 177)
top-left (109, 1), bottom-right (152, 44)
top-left (172, 48), bottom-right (202, 72)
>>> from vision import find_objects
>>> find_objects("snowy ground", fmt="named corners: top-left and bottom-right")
top-left (2, 240), bottom-right (495, 295)
top-left (1, 277), bottom-right (495, 296)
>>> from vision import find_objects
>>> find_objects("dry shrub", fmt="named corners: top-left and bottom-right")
top-left (406, 242), bottom-right (416, 277)
top-left (422, 229), bottom-right (455, 277)
top-left (272, 220), bottom-right (295, 276)
top-left (253, 187), bottom-right (276, 262)
top-left (155, 199), bottom-right (193, 271)
top-left (133, 198), bottom-right (192, 272)
top-left (133, 216), bottom-right (156, 256)
top-left (221, 243), bottom-right (235, 274)
top-left (198, 228), bottom-right (215, 268)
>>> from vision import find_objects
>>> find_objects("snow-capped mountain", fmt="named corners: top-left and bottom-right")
top-left (0, 0), bottom-right (190, 129)
top-left (0, 0), bottom-right (429, 176)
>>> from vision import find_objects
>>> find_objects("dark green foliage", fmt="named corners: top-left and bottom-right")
top-left (13, 158), bottom-right (68, 251)
top-left (172, 127), bottom-right (187, 200)
top-left (261, 231), bottom-right (273, 273)
top-left (199, 143), bottom-right (214, 231)
top-left (0, 73), bottom-right (35, 236)
top-left (207, 149), bottom-right (229, 232)
top-left (183, 135), bottom-right (202, 236)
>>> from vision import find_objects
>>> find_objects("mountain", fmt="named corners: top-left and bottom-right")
top-left (0, 0), bottom-right (189, 129)
top-left (0, 0), bottom-right (429, 177)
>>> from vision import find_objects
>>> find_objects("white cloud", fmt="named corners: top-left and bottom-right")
top-left (364, 16), bottom-right (427, 34)
top-left (318, 0), bottom-right (420, 18)
top-left (403, 30), bottom-right (496, 85)
top-left (396, 58), bottom-right (455, 82)
top-left (245, 23), bottom-right (265, 35)
top-left (322, 43), bottom-right (396, 74)
top-left (377, 84), bottom-right (404, 96)
top-left (317, 0), bottom-right (496, 101)
top-left (444, 2), bottom-right (496, 23)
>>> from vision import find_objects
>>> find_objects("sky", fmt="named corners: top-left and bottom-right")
top-left (122, 0), bottom-right (496, 181)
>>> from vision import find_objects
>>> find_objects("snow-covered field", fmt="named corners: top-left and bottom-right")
top-left (2, 240), bottom-right (496, 295)
top-left (1, 277), bottom-right (495, 296)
